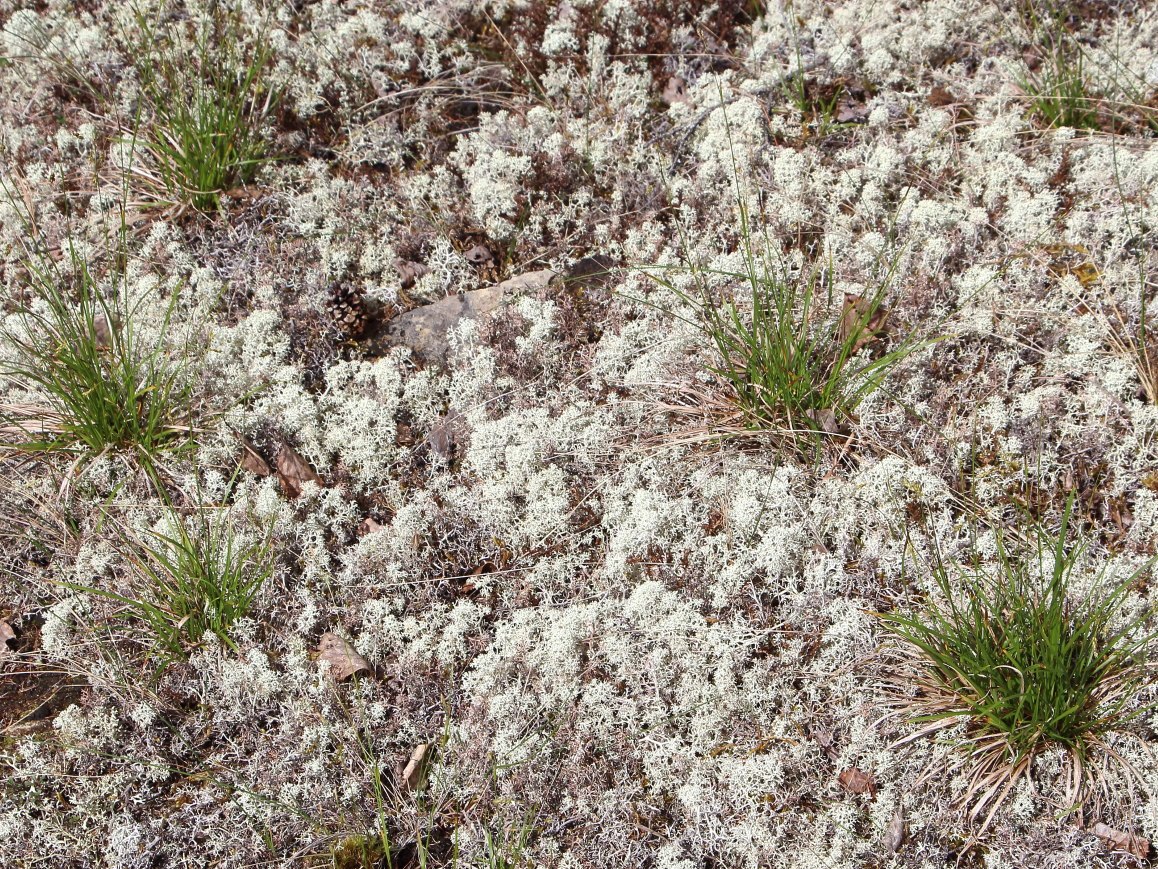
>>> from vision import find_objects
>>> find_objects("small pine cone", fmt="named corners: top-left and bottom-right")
top-left (326, 282), bottom-right (369, 338)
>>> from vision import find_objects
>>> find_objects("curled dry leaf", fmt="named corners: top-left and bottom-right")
top-left (662, 75), bottom-right (688, 105)
top-left (357, 516), bottom-right (384, 537)
top-left (239, 438), bottom-right (272, 477)
top-left (277, 442), bottom-right (323, 499)
top-left (0, 618), bottom-right (16, 658)
top-left (401, 743), bottom-right (430, 793)
top-left (837, 293), bottom-right (890, 353)
top-left (394, 259), bottom-right (429, 290)
top-left (464, 243), bottom-right (493, 265)
top-left (1092, 823), bottom-right (1150, 860)
top-left (838, 767), bottom-right (877, 797)
top-left (884, 807), bottom-right (906, 852)
top-left (316, 633), bottom-right (372, 682)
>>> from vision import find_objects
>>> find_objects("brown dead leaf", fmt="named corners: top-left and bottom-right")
top-left (316, 633), bottom-right (372, 682)
top-left (837, 293), bottom-right (890, 353)
top-left (838, 767), bottom-right (876, 797)
top-left (357, 517), bottom-right (384, 537)
top-left (884, 807), bottom-right (906, 852)
top-left (239, 439), bottom-right (272, 477)
top-left (276, 442), bottom-right (323, 498)
top-left (394, 259), bottom-right (429, 290)
top-left (401, 743), bottom-right (430, 792)
top-left (1092, 823), bottom-right (1150, 860)
top-left (464, 244), bottom-right (493, 265)
top-left (662, 75), bottom-right (688, 105)
top-left (0, 618), bottom-right (15, 658)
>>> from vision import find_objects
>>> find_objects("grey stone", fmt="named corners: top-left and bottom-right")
top-left (371, 269), bottom-right (557, 366)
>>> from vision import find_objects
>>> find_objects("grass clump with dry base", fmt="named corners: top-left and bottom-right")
top-left (641, 98), bottom-right (923, 457)
top-left (644, 208), bottom-right (917, 457)
top-left (0, 229), bottom-right (196, 475)
top-left (880, 498), bottom-right (1158, 831)
top-left (64, 503), bottom-right (275, 667)
top-left (125, 4), bottom-right (280, 214)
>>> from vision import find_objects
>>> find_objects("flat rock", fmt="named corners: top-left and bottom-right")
top-left (370, 269), bottom-right (557, 365)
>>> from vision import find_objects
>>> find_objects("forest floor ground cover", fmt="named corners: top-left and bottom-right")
top-left (3, 1), bottom-right (1158, 867)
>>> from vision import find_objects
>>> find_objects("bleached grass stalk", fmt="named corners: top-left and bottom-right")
top-left (880, 498), bottom-right (1158, 831)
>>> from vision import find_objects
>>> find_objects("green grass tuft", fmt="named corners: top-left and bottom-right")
top-left (637, 90), bottom-right (923, 457)
top-left (68, 505), bottom-right (274, 665)
top-left (127, 5), bottom-right (280, 213)
top-left (642, 232), bottom-right (918, 454)
top-left (0, 238), bottom-right (195, 470)
top-left (1020, 39), bottom-right (1101, 131)
top-left (880, 498), bottom-right (1158, 829)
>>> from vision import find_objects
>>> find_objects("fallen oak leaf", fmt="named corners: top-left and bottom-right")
top-left (316, 633), bottom-right (372, 682)
top-left (238, 438), bottom-right (271, 477)
top-left (837, 293), bottom-right (890, 354)
top-left (277, 441), bottom-right (323, 499)
top-left (1092, 823), bottom-right (1150, 860)
top-left (838, 767), bottom-right (877, 797)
